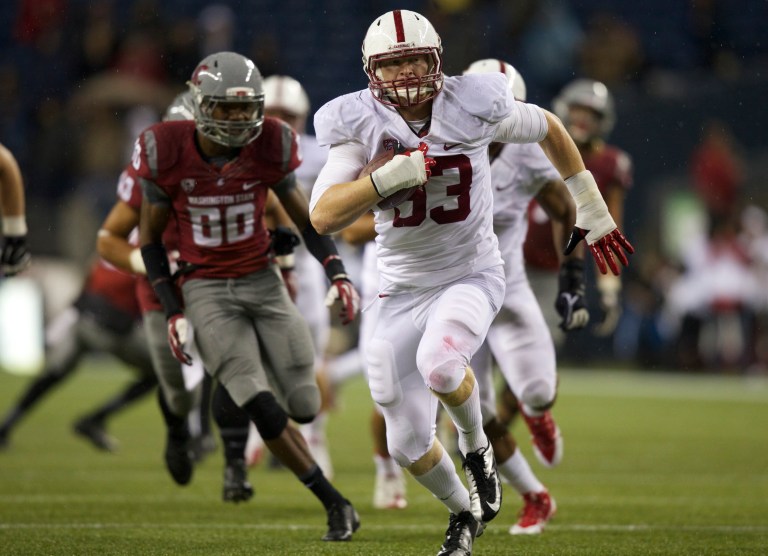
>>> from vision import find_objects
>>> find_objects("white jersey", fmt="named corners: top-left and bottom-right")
top-left (490, 143), bottom-right (561, 283)
top-left (312, 73), bottom-right (546, 291)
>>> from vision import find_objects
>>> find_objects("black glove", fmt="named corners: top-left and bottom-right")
top-left (270, 226), bottom-right (301, 256)
top-left (555, 259), bottom-right (589, 331)
top-left (1, 236), bottom-right (31, 277)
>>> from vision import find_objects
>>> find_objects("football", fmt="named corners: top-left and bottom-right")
top-left (358, 150), bottom-right (421, 210)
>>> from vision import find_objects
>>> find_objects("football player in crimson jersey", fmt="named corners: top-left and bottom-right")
top-left (136, 52), bottom-right (360, 542)
top-left (0, 257), bottom-right (157, 452)
top-left (310, 10), bottom-right (632, 554)
top-left (99, 92), bottom-right (258, 502)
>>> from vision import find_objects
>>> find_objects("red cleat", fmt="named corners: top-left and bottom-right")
top-left (520, 409), bottom-right (563, 468)
top-left (509, 491), bottom-right (557, 535)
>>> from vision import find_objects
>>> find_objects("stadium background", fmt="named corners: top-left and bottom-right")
top-left (0, 3), bottom-right (767, 555)
top-left (0, 0), bottom-right (767, 372)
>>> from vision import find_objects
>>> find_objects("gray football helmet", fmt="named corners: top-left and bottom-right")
top-left (188, 51), bottom-right (265, 147)
top-left (552, 79), bottom-right (616, 139)
top-left (163, 91), bottom-right (195, 122)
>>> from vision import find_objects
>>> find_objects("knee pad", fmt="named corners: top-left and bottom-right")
top-left (213, 384), bottom-right (250, 429)
top-left (243, 392), bottom-right (288, 440)
top-left (519, 378), bottom-right (556, 411)
top-left (366, 338), bottom-right (403, 407)
top-left (284, 383), bottom-right (320, 424)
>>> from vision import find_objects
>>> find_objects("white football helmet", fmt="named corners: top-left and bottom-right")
top-left (163, 91), bottom-right (195, 122)
top-left (463, 58), bottom-right (527, 102)
top-left (553, 78), bottom-right (616, 140)
top-left (263, 75), bottom-right (310, 132)
top-left (188, 51), bottom-right (265, 147)
top-left (362, 10), bottom-right (443, 108)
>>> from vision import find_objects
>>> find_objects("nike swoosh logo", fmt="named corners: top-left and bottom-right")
top-left (243, 181), bottom-right (261, 190)
top-left (443, 143), bottom-right (461, 150)
top-left (486, 474), bottom-right (501, 513)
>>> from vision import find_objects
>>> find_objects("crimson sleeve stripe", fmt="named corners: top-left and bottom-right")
top-left (393, 10), bottom-right (405, 43)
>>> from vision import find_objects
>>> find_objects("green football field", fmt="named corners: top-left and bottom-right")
top-left (0, 359), bottom-right (766, 555)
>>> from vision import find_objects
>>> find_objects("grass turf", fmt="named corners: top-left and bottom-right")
top-left (0, 360), bottom-right (766, 555)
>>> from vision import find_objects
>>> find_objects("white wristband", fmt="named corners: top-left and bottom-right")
top-left (129, 248), bottom-right (147, 274)
top-left (2, 216), bottom-right (27, 236)
top-left (275, 253), bottom-right (295, 269)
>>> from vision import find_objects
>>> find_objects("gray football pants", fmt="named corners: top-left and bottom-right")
top-left (181, 265), bottom-right (319, 420)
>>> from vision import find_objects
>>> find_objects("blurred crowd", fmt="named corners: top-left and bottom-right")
top-left (2, 0), bottom-right (768, 373)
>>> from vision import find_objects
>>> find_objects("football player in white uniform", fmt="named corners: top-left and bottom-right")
top-left (463, 59), bottom-right (589, 536)
top-left (310, 10), bottom-right (633, 555)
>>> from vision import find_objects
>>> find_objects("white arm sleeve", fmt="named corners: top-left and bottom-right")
top-left (493, 101), bottom-right (548, 144)
top-left (309, 142), bottom-right (368, 213)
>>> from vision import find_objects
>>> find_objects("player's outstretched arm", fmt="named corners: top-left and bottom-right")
top-left (539, 111), bottom-right (634, 275)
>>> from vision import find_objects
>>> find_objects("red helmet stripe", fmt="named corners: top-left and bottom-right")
top-left (498, 60), bottom-right (506, 74)
top-left (393, 10), bottom-right (405, 43)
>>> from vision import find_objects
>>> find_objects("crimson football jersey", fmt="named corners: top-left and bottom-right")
top-left (133, 118), bottom-right (301, 279)
top-left (114, 164), bottom-right (179, 314)
top-left (523, 144), bottom-right (632, 271)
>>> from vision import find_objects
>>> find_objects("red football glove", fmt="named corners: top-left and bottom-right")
top-left (167, 313), bottom-right (193, 366)
top-left (324, 275), bottom-right (360, 325)
top-left (565, 227), bottom-right (635, 276)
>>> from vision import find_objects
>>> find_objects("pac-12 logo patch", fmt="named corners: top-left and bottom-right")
top-left (181, 178), bottom-right (196, 193)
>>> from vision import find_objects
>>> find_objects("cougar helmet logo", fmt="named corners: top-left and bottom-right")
top-left (191, 65), bottom-right (209, 86)
top-left (362, 10), bottom-right (444, 108)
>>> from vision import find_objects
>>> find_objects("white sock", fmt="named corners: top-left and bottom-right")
top-left (411, 449), bottom-right (470, 515)
top-left (497, 448), bottom-right (545, 495)
top-left (441, 380), bottom-right (487, 454)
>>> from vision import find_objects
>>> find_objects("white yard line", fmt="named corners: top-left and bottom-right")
top-left (0, 522), bottom-right (766, 533)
